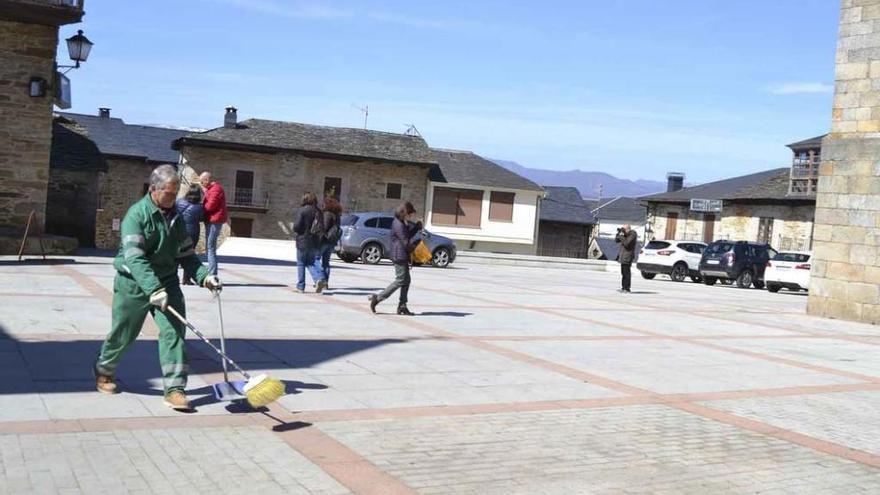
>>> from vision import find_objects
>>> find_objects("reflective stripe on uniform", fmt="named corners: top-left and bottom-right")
top-left (162, 363), bottom-right (189, 375)
top-left (123, 234), bottom-right (145, 247)
top-left (124, 247), bottom-right (145, 259)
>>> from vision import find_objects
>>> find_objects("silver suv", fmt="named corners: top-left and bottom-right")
top-left (335, 212), bottom-right (457, 268)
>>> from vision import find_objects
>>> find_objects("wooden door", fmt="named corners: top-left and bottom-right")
top-left (230, 218), bottom-right (253, 238)
top-left (665, 213), bottom-right (678, 240)
top-left (703, 214), bottom-right (715, 243)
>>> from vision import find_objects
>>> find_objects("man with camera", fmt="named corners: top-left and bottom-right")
top-left (615, 224), bottom-right (637, 293)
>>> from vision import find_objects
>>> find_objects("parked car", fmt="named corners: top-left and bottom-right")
top-left (335, 212), bottom-right (457, 268)
top-left (636, 240), bottom-right (706, 282)
top-left (764, 251), bottom-right (812, 293)
top-left (699, 240), bottom-right (777, 288)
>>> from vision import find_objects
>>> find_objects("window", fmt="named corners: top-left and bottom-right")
top-left (324, 177), bottom-right (342, 200)
top-left (489, 191), bottom-right (515, 222)
top-left (431, 187), bottom-right (483, 227)
top-left (341, 214), bottom-right (359, 226)
top-left (364, 218), bottom-right (378, 228)
top-left (646, 241), bottom-right (671, 250)
top-left (377, 217), bottom-right (394, 229)
top-left (386, 183), bottom-right (402, 200)
top-left (774, 252), bottom-right (810, 263)
top-left (757, 217), bottom-right (774, 244)
top-left (234, 170), bottom-right (255, 205)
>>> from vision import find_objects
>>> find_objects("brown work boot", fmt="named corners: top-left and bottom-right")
top-left (95, 372), bottom-right (118, 394)
top-left (163, 390), bottom-right (191, 411)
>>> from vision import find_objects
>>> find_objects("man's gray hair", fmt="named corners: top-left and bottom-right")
top-left (149, 164), bottom-right (180, 190)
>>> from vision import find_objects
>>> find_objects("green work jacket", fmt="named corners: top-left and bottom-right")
top-left (113, 194), bottom-right (209, 296)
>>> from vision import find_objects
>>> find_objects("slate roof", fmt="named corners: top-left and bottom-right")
top-left (639, 168), bottom-right (792, 203)
top-left (429, 149), bottom-right (543, 192)
top-left (50, 120), bottom-right (107, 172)
top-left (786, 134), bottom-right (826, 151)
top-left (174, 119), bottom-right (437, 166)
top-left (539, 186), bottom-right (597, 225)
top-left (55, 112), bottom-right (186, 163)
top-left (587, 196), bottom-right (646, 223)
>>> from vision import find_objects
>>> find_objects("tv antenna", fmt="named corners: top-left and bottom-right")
top-left (351, 104), bottom-right (368, 129)
top-left (404, 124), bottom-right (422, 137)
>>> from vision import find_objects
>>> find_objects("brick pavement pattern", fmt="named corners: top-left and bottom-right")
top-left (2, 253), bottom-right (880, 493)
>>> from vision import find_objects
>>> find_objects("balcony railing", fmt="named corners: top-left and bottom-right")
top-left (791, 164), bottom-right (818, 178)
top-left (229, 188), bottom-right (270, 210)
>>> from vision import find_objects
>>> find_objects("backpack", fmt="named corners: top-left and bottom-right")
top-left (309, 209), bottom-right (325, 237)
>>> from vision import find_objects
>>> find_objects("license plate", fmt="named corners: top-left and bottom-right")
top-left (707, 259), bottom-right (720, 265)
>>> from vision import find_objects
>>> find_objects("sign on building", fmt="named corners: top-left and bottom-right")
top-left (690, 198), bottom-right (722, 213)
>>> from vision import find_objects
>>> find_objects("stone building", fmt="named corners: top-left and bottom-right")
top-left (808, 0), bottom-right (880, 324)
top-left (536, 186), bottom-right (595, 258)
top-left (0, 0), bottom-right (85, 250)
top-left (172, 108), bottom-right (437, 240)
top-left (53, 109), bottom-right (189, 249)
top-left (426, 150), bottom-right (544, 255)
top-left (641, 166), bottom-right (816, 250)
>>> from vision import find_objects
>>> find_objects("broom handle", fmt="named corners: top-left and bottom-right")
top-left (165, 306), bottom-right (251, 380)
top-left (216, 292), bottom-right (229, 382)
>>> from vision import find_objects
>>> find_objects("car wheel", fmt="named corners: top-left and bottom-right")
top-left (703, 276), bottom-right (717, 286)
top-left (767, 284), bottom-right (780, 293)
top-left (360, 243), bottom-right (383, 265)
top-left (337, 252), bottom-right (357, 263)
top-left (640, 271), bottom-right (656, 280)
top-left (670, 262), bottom-right (688, 282)
top-left (690, 275), bottom-right (703, 283)
top-left (736, 270), bottom-right (753, 288)
top-left (432, 247), bottom-right (451, 268)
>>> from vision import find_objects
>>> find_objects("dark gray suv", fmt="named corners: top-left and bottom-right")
top-left (699, 240), bottom-right (777, 288)
top-left (335, 212), bottom-right (458, 268)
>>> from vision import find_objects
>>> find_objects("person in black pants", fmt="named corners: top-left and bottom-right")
top-left (615, 224), bottom-right (637, 293)
top-left (369, 201), bottom-right (421, 315)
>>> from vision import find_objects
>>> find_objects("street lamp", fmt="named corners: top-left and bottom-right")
top-left (58, 30), bottom-right (93, 73)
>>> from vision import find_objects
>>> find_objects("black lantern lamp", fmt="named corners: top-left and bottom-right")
top-left (59, 30), bottom-right (93, 73)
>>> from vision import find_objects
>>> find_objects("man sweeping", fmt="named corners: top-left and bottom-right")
top-left (94, 164), bottom-right (222, 411)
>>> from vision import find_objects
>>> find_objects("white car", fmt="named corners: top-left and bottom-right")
top-left (764, 251), bottom-right (812, 293)
top-left (636, 240), bottom-right (707, 283)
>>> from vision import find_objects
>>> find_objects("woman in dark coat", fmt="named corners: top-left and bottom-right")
top-left (175, 184), bottom-right (204, 285)
top-left (319, 197), bottom-right (343, 288)
top-left (369, 201), bottom-right (421, 315)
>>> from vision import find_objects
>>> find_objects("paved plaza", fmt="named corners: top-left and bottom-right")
top-left (2, 253), bottom-right (880, 494)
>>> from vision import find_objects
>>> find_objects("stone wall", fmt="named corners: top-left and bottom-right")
top-left (808, 0), bottom-right (880, 324)
top-left (179, 146), bottom-right (430, 240)
top-left (46, 168), bottom-right (98, 247)
top-left (94, 157), bottom-right (154, 250)
top-left (647, 202), bottom-right (814, 249)
top-left (0, 20), bottom-right (58, 232)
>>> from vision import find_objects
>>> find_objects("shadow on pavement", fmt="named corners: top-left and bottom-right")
top-left (0, 324), bottom-right (409, 397)
top-left (417, 311), bottom-right (473, 317)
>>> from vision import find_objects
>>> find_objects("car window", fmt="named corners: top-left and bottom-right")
top-left (341, 214), bottom-right (359, 226)
top-left (705, 242), bottom-right (733, 255)
top-left (363, 218), bottom-right (379, 228)
top-left (773, 252), bottom-right (810, 263)
top-left (766, 248), bottom-right (778, 260)
top-left (646, 241), bottom-right (671, 250)
top-left (377, 217), bottom-right (394, 229)
top-left (694, 244), bottom-right (707, 254)
top-left (678, 243), bottom-right (693, 253)
top-left (747, 245), bottom-right (757, 258)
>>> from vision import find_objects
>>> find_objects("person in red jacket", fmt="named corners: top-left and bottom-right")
top-left (199, 171), bottom-right (228, 275)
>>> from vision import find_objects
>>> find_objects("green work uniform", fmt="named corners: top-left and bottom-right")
top-left (96, 194), bottom-right (209, 394)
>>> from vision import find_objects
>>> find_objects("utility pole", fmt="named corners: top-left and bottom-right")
top-left (352, 104), bottom-right (369, 129)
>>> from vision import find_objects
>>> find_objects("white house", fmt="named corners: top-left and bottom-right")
top-left (425, 149), bottom-right (544, 254)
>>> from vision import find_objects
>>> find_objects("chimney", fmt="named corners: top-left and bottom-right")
top-left (98, 107), bottom-right (110, 119)
top-left (224, 106), bottom-right (238, 128)
top-left (666, 172), bottom-right (685, 192)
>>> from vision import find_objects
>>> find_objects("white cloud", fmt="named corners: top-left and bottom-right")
top-left (767, 82), bottom-right (834, 95)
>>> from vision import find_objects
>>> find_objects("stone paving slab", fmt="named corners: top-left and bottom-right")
top-left (703, 390), bottom-right (880, 457)
top-left (0, 427), bottom-right (351, 495)
top-left (317, 405), bottom-right (880, 494)
top-left (708, 338), bottom-right (880, 377)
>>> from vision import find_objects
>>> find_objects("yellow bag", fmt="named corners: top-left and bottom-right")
top-left (411, 240), bottom-right (433, 264)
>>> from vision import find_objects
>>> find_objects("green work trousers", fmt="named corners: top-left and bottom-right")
top-left (96, 274), bottom-right (188, 394)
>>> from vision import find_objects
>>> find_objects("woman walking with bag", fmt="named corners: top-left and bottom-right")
top-left (175, 184), bottom-right (205, 285)
top-left (320, 197), bottom-right (343, 288)
top-left (369, 201), bottom-right (421, 316)
top-left (293, 192), bottom-right (327, 293)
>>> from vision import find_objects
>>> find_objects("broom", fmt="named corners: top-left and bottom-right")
top-left (165, 306), bottom-right (285, 408)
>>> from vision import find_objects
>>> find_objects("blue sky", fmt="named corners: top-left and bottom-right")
top-left (61, 0), bottom-right (839, 184)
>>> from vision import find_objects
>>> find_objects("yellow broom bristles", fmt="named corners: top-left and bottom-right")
top-left (244, 375), bottom-right (286, 408)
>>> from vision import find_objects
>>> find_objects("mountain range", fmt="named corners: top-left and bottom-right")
top-left (493, 159), bottom-right (666, 198)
